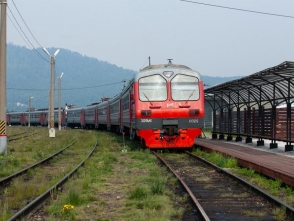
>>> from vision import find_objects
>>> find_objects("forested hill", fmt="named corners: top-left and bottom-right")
top-left (6, 44), bottom-right (241, 112)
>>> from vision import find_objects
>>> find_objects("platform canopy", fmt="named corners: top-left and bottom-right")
top-left (205, 61), bottom-right (294, 106)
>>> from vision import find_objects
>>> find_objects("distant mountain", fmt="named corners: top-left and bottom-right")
top-left (6, 44), bottom-right (241, 112)
top-left (201, 75), bottom-right (240, 89)
top-left (7, 44), bottom-right (136, 112)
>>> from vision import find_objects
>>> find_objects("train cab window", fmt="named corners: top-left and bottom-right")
top-left (171, 74), bottom-right (199, 101)
top-left (139, 75), bottom-right (167, 101)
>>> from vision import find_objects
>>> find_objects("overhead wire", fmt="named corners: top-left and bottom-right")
top-left (62, 81), bottom-right (125, 90)
top-left (140, 57), bottom-right (150, 70)
top-left (7, 14), bottom-right (31, 48)
top-left (7, 81), bottom-right (126, 91)
top-left (180, 0), bottom-right (294, 19)
top-left (7, 3), bottom-right (48, 61)
top-left (11, 0), bottom-right (43, 48)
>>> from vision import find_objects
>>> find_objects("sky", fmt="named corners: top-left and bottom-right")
top-left (5, 0), bottom-right (294, 77)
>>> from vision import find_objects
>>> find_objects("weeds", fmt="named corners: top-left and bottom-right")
top-left (242, 209), bottom-right (266, 217)
top-left (150, 179), bottom-right (165, 195)
top-left (61, 204), bottom-right (75, 220)
top-left (129, 186), bottom-right (148, 200)
top-left (67, 189), bottom-right (84, 206)
top-left (2, 128), bottom-right (217, 220)
top-left (194, 148), bottom-right (238, 168)
top-left (273, 206), bottom-right (286, 221)
top-left (1, 200), bottom-right (9, 221)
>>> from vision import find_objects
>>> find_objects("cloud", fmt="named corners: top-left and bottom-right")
top-left (16, 102), bottom-right (27, 107)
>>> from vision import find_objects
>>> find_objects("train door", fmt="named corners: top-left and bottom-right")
top-left (107, 105), bottom-right (110, 130)
top-left (20, 113), bottom-right (26, 125)
top-left (61, 111), bottom-right (65, 126)
top-left (94, 108), bottom-right (98, 128)
top-left (6, 114), bottom-right (10, 125)
top-left (119, 99), bottom-right (123, 132)
top-left (129, 85), bottom-right (135, 138)
top-left (40, 112), bottom-right (46, 126)
top-left (80, 109), bottom-right (85, 128)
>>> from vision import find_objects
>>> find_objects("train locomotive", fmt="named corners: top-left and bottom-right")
top-left (7, 61), bottom-right (205, 149)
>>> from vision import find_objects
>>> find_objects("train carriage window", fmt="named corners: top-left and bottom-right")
top-left (99, 107), bottom-right (107, 115)
top-left (86, 110), bottom-right (94, 117)
top-left (122, 95), bottom-right (129, 111)
top-left (171, 74), bottom-right (199, 101)
top-left (139, 75), bottom-right (167, 101)
top-left (110, 102), bottom-right (119, 114)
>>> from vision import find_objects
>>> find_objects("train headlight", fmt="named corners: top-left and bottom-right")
top-left (141, 110), bottom-right (151, 117)
top-left (189, 109), bottom-right (200, 116)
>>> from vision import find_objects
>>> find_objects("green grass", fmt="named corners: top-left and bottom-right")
top-left (1, 127), bottom-right (99, 220)
top-left (273, 206), bottom-right (286, 221)
top-left (150, 179), bottom-right (165, 195)
top-left (1, 127), bottom-right (78, 179)
top-left (43, 131), bottom-right (192, 220)
top-left (236, 168), bottom-right (285, 196)
top-left (193, 148), bottom-right (238, 168)
top-left (129, 186), bottom-right (149, 200)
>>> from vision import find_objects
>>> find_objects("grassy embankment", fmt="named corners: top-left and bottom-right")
top-left (1, 127), bottom-right (192, 221)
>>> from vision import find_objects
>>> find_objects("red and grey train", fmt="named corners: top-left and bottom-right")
top-left (7, 62), bottom-right (205, 149)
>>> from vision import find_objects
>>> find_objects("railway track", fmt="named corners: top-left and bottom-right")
top-left (1, 139), bottom-right (97, 220)
top-left (154, 151), bottom-right (294, 221)
top-left (0, 140), bottom-right (76, 186)
top-left (8, 132), bottom-right (36, 142)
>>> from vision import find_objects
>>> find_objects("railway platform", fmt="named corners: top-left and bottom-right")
top-left (194, 137), bottom-right (294, 187)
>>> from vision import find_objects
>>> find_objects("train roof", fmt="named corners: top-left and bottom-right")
top-left (135, 63), bottom-right (201, 81)
top-left (91, 62), bottom-right (201, 108)
top-left (140, 64), bottom-right (191, 71)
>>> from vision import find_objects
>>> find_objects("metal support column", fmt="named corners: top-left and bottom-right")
top-left (0, 0), bottom-right (7, 154)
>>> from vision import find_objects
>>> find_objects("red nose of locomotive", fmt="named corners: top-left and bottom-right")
top-left (131, 62), bottom-right (205, 149)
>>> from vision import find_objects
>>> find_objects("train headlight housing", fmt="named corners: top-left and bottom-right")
top-left (141, 110), bottom-right (151, 117)
top-left (163, 71), bottom-right (174, 78)
top-left (189, 109), bottom-right (200, 116)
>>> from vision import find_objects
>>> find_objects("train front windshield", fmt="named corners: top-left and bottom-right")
top-left (138, 73), bottom-right (200, 102)
top-left (171, 74), bottom-right (199, 101)
top-left (139, 75), bottom-right (167, 101)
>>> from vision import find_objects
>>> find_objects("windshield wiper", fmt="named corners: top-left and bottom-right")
top-left (143, 92), bottom-right (153, 106)
top-left (187, 90), bottom-right (195, 101)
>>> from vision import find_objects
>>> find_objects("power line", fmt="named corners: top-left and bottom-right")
top-left (7, 4), bottom-right (48, 61)
top-left (7, 14), bottom-right (29, 47)
top-left (11, 0), bottom-right (44, 48)
top-left (7, 13), bottom-right (47, 62)
top-left (62, 81), bottom-right (124, 90)
top-left (140, 57), bottom-right (150, 70)
top-left (7, 81), bottom-right (125, 91)
top-left (180, 0), bottom-right (294, 19)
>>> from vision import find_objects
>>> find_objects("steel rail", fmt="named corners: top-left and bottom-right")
top-left (0, 140), bottom-right (76, 186)
top-left (7, 139), bottom-right (98, 221)
top-left (186, 151), bottom-right (294, 216)
top-left (8, 133), bottom-right (36, 142)
top-left (7, 131), bottom-right (26, 138)
top-left (153, 151), bottom-right (211, 221)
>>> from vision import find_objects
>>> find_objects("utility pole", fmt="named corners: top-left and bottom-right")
top-left (28, 97), bottom-right (33, 127)
top-left (43, 48), bottom-right (59, 137)
top-left (58, 72), bottom-right (63, 131)
top-left (0, 0), bottom-right (7, 154)
top-left (48, 90), bottom-right (50, 129)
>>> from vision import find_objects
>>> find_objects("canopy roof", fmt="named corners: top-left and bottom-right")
top-left (205, 61), bottom-right (294, 106)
